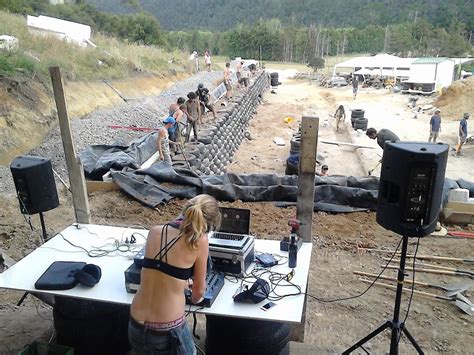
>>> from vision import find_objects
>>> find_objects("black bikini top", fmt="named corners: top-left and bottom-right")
top-left (142, 222), bottom-right (194, 281)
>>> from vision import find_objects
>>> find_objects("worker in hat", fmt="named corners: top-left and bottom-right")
top-left (429, 109), bottom-right (442, 142)
top-left (158, 117), bottom-right (178, 164)
top-left (454, 112), bottom-right (470, 156)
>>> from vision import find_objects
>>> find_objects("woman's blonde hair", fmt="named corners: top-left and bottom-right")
top-left (179, 194), bottom-right (220, 249)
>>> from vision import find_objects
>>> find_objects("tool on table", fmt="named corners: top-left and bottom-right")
top-left (382, 257), bottom-right (474, 277)
top-left (354, 271), bottom-right (472, 297)
top-left (280, 218), bottom-right (303, 252)
top-left (368, 160), bottom-right (381, 176)
top-left (384, 264), bottom-right (474, 279)
top-left (359, 248), bottom-right (474, 264)
top-left (358, 278), bottom-right (474, 315)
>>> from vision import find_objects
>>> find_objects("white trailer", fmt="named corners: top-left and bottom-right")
top-left (401, 58), bottom-right (455, 95)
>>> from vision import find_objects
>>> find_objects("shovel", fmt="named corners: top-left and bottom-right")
top-left (368, 161), bottom-right (381, 176)
top-left (359, 278), bottom-right (474, 315)
top-left (177, 143), bottom-right (193, 171)
top-left (354, 271), bottom-right (472, 297)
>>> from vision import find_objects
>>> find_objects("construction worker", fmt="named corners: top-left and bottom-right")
top-left (352, 75), bottom-right (359, 100)
top-left (429, 109), bottom-right (441, 142)
top-left (366, 127), bottom-right (400, 151)
top-left (334, 105), bottom-right (346, 132)
top-left (454, 112), bottom-right (470, 157)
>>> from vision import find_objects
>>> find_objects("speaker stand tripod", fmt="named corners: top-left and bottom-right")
top-left (38, 211), bottom-right (48, 243)
top-left (343, 235), bottom-right (424, 355)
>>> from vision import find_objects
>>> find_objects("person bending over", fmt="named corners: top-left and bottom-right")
top-left (129, 194), bottom-right (221, 354)
top-left (196, 83), bottom-right (216, 119)
top-left (366, 127), bottom-right (400, 151)
top-left (157, 117), bottom-right (178, 164)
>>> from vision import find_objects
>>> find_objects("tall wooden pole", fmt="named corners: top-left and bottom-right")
top-left (49, 66), bottom-right (90, 224)
top-left (291, 116), bottom-right (319, 343)
top-left (296, 116), bottom-right (319, 241)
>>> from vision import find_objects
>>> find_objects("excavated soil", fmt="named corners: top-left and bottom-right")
top-left (435, 76), bottom-right (474, 120)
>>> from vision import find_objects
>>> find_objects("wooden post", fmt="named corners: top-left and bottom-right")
top-left (291, 116), bottom-right (318, 343)
top-left (297, 116), bottom-right (319, 242)
top-left (49, 66), bottom-right (90, 224)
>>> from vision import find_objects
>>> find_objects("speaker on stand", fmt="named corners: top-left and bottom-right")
top-left (10, 155), bottom-right (60, 243)
top-left (344, 142), bottom-right (448, 355)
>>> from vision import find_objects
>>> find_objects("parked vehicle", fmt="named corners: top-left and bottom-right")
top-left (327, 76), bottom-right (348, 87)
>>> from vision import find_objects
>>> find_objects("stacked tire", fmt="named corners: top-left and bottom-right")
top-left (205, 315), bottom-right (290, 355)
top-left (53, 297), bottom-right (130, 355)
top-left (270, 72), bottom-right (280, 87)
top-left (351, 109), bottom-right (368, 131)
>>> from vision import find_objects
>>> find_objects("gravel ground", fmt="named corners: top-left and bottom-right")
top-left (0, 71), bottom-right (223, 196)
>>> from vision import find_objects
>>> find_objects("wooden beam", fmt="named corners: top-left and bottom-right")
top-left (49, 66), bottom-right (91, 224)
top-left (293, 116), bottom-right (318, 344)
top-left (297, 116), bottom-right (319, 242)
top-left (86, 181), bottom-right (120, 195)
top-left (140, 151), bottom-right (160, 169)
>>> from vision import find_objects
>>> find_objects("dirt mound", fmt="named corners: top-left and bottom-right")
top-left (435, 77), bottom-right (474, 120)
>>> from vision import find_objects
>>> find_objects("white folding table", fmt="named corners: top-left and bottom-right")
top-left (0, 224), bottom-right (312, 323)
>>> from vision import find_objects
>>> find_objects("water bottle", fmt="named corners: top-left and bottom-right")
top-left (288, 234), bottom-right (297, 268)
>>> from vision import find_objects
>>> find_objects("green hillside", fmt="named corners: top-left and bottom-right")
top-left (87, 0), bottom-right (474, 32)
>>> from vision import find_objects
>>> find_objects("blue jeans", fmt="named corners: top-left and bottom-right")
top-left (129, 317), bottom-right (196, 355)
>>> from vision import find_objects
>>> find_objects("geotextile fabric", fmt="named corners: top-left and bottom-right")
top-left (110, 164), bottom-right (380, 212)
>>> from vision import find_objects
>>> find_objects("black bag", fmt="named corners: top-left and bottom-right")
top-left (35, 261), bottom-right (102, 290)
top-left (35, 261), bottom-right (86, 290)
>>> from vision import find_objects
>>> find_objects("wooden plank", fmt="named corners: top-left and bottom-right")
top-left (319, 139), bottom-right (374, 149)
top-left (294, 116), bottom-right (318, 343)
top-left (140, 151), bottom-right (160, 169)
top-left (49, 66), bottom-right (91, 224)
top-left (86, 181), bottom-right (120, 194)
top-left (297, 116), bottom-right (319, 242)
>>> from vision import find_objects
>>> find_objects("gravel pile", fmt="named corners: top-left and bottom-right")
top-left (0, 71), bottom-right (223, 196)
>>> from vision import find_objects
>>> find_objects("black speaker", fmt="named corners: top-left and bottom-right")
top-left (376, 142), bottom-right (448, 237)
top-left (10, 155), bottom-right (59, 215)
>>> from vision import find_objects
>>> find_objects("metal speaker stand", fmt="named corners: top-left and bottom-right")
top-left (343, 234), bottom-right (424, 355)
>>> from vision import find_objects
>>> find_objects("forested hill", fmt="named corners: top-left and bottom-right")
top-left (88, 0), bottom-right (473, 31)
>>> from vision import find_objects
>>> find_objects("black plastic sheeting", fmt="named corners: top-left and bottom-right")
top-left (79, 132), bottom-right (158, 180)
top-left (80, 134), bottom-right (473, 213)
top-left (109, 162), bottom-right (380, 212)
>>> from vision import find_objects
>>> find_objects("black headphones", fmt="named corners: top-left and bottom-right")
top-left (233, 279), bottom-right (270, 303)
top-left (74, 264), bottom-right (102, 287)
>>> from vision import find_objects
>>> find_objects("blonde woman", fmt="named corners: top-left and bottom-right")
top-left (129, 194), bottom-right (221, 354)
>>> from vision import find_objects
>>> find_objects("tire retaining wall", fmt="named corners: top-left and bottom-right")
top-left (173, 71), bottom-right (270, 175)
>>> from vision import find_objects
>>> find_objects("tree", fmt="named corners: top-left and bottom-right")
top-left (307, 57), bottom-right (325, 72)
